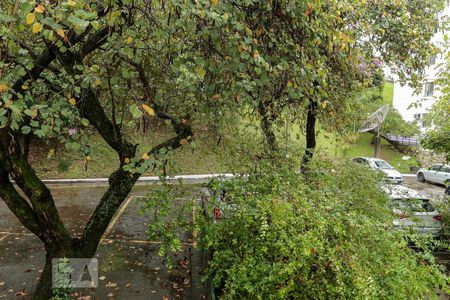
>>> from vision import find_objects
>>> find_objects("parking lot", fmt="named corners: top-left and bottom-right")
top-left (403, 175), bottom-right (447, 199)
top-left (0, 183), bottom-right (206, 299)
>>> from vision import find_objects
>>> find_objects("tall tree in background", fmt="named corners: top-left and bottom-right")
top-left (183, 0), bottom-right (443, 162)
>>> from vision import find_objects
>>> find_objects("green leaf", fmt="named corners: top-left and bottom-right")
top-left (129, 104), bottom-right (143, 119)
top-left (21, 126), bottom-right (31, 134)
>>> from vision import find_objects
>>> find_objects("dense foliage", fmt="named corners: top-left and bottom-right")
top-left (199, 162), bottom-right (446, 299)
top-left (422, 91), bottom-right (450, 161)
top-left (145, 161), bottom-right (448, 299)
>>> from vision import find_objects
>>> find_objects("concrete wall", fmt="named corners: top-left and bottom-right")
top-left (415, 148), bottom-right (446, 168)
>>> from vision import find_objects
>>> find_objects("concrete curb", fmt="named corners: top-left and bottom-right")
top-left (20, 173), bottom-right (417, 185)
top-left (402, 174), bottom-right (416, 178)
top-left (40, 173), bottom-right (235, 185)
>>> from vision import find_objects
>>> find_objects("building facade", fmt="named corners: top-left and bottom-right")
top-left (392, 5), bottom-right (449, 131)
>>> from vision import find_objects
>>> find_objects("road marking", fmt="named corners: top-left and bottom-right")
top-left (99, 196), bottom-right (136, 245)
top-left (102, 238), bottom-right (194, 245)
top-left (0, 231), bottom-right (33, 236)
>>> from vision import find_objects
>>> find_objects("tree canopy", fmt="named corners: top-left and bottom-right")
top-left (0, 0), bottom-right (446, 298)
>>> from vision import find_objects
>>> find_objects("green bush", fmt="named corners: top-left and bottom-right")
top-left (199, 161), bottom-right (447, 299)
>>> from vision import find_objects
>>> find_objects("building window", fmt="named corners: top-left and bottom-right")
top-left (429, 56), bottom-right (436, 66)
top-left (424, 82), bottom-right (434, 97)
top-left (421, 113), bottom-right (429, 128)
top-left (413, 113), bottom-right (430, 128)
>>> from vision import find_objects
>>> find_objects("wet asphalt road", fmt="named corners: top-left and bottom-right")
top-left (402, 175), bottom-right (447, 199)
top-left (0, 183), bottom-right (206, 300)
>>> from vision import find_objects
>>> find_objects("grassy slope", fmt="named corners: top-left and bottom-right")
top-left (31, 82), bottom-right (416, 178)
top-left (383, 82), bottom-right (394, 106)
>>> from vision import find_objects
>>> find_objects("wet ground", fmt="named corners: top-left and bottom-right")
top-left (402, 175), bottom-right (447, 199)
top-left (0, 183), bottom-right (206, 300)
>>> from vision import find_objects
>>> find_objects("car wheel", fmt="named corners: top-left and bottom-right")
top-left (418, 173), bottom-right (425, 182)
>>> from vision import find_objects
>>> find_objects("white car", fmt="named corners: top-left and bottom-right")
top-left (382, 185), bottom-right (442, 238)
top-left (352, 157), bottom-right (404, 184)
top-left (417, 164), bottom-right (450, 186)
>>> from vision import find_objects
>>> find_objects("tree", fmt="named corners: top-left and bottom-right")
top-left (181, 0), bottom-right (443, 163)
top-left (0, 1), bottom-right (197, 298)
top-left (422, 98), bottom-right (450, 161)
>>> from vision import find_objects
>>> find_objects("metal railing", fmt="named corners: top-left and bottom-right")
top-left (384, 134), bottom-right (420, 146)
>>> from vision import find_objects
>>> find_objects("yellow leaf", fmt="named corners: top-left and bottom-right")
top-left (31, 108), bottom-right (38, 119)
top-left (322, 101), bottom-right (327, 109)
top-left (21, 85), bottom-right (28, 90)
top-left (68, 97), bottom-right (77, 105)
top-left (48, 148), bottom-right (55, 157)
top-left (26, 13), bottom-right (35, 25)
top-left (85, 156), bottom-right (92, 161)
top-left (211, 0), bottom-right (219, 6)
top-left (142, 153), bottom-right (150, 160)
top-left (0, 83), bottom-right (9, 92)
top-left (35, 4), bottom-right (45, 13)
top-left (56, 28), bottom-right (65, 38)
top-left (93, 79), bottom-right (101, 86)
top-left (124, 158), bottom-right (130, 164)
top-left (180, 139), bottom-right (189, 146)
top-left (142, 104), bottom-right (155, 116)
top-left (126, 36), bottom-right (133, 44)
top-left (67, 0), bottom-right (76, 6)
top-left (32, 22), bottom-right (43, 33)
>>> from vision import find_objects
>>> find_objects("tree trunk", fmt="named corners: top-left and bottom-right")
top-left (302, 99), bottom-right (318, 167)
top-left (34, 254), bottom-right (54, 300)
top-left (34, 242), bottom-right (91, 299)
top-left (258, 101), bottom-right (279, 153)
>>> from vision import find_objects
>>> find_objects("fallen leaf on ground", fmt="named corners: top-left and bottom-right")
top-left (105, 282), bottom-right (117, 288)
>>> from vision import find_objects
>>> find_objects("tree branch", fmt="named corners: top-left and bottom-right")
top-left (0, 162), bottom-right (42, 238)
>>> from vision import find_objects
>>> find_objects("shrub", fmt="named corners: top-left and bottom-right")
top-left (198, 160), bottom-right (447, 299)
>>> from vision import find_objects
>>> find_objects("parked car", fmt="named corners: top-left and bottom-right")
top-left (417, 164), bottom-right (450, 186)
top-left (382, 185), bottom-right (442, 238)
top-left (352, 157), bottom-right (404, 184)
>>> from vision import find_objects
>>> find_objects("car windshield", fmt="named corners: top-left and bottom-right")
top-left (373, 160), bottom-right (394, 170)
top-left (391, 198), bottom-right (435, 213)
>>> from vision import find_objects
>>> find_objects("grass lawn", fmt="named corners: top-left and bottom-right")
top-left (30, 83), bottom-right (416, 178)
top-left (337, 133), bottom-right (417, 173)
top-left (383, 82), bottom-right (394, 106)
